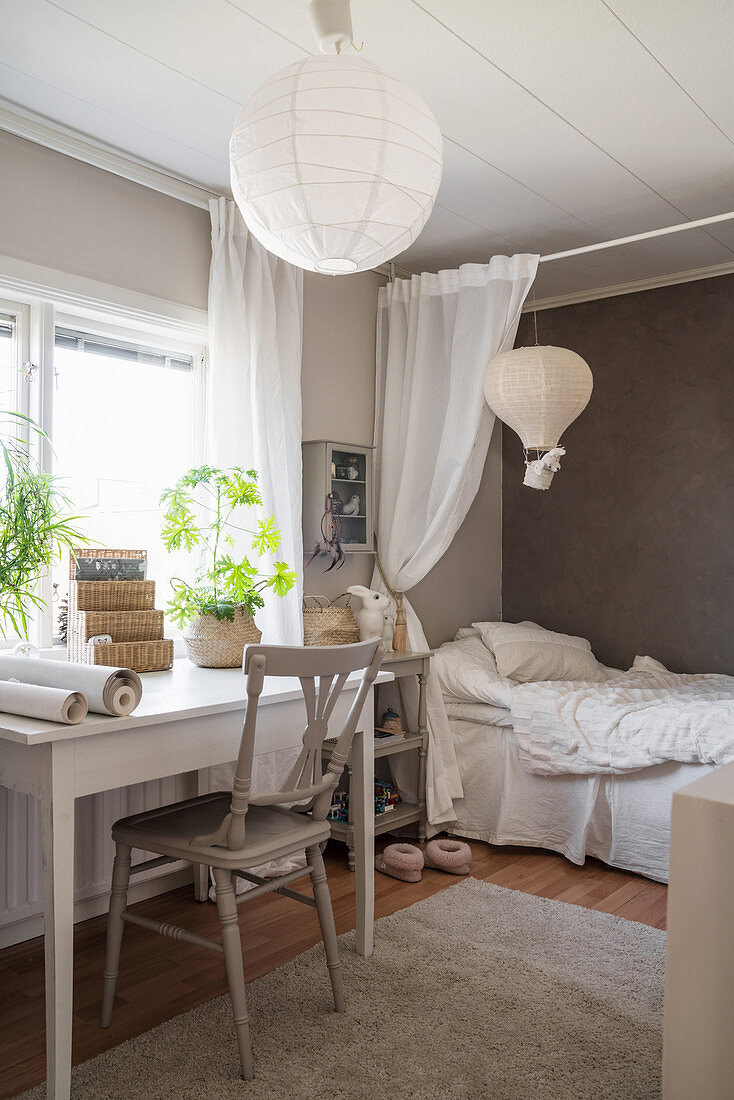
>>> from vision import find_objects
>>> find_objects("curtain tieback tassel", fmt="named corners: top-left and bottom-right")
top-left (373, 536), bottom-right (407, 653)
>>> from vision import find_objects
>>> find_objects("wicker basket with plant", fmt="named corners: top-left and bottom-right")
top-left (161, 466), bottom-right (297, 667)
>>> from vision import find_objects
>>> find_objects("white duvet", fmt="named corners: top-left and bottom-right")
top-left (511, 669), bottom-right (734, 775)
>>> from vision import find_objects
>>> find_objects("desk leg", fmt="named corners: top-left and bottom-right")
top-left (183, 768), bottom-right (210, 902)
top-left (41, 740), bottom-right (76, 1100)
top-left (351, 685), bottom-right (375, 958)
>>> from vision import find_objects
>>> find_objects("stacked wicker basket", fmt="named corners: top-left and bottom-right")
top-left (67, 549), bottom-right (174, 673)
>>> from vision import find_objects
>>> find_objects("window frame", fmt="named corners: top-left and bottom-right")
top-left (0, 296), bottom-right (34, 649)
top-left (0, 295), bottom-right (32, 425)
top-left (0, 270), bottom-right (207, 650)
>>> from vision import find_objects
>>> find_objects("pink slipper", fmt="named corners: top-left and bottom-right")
top-left (375, 843), bottom-right (424, 883)
top-left (424, 838), bottom-right (472, 875)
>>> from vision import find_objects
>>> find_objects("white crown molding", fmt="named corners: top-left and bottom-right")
top-left (0, 253), bottom-right (208, 341)
top-left (526, 259), bottom-right (734, 313)
top-left (0, 98), bottom-right (219, 211)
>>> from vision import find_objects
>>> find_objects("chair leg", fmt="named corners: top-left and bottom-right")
top-left (213, 867), bottom-right (254, 1081)
top-left (307, 844), bottom-right (345, 1013)
top-left (100, 842), bottom-right (132, 1028)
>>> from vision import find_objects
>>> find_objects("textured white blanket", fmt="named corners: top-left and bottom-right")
top-left (511, 670), bottom-right (734, 775)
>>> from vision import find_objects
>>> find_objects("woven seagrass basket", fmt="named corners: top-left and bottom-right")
top-left (67, 549), bottom-right (173, 672)
top-left (81, 639), bottom-right (173, 673)
top-left (72, 580), bottom-right (155, 613)
top-left (303, 594), bottom-right (359, 646)
top-left (183, 606), bottom-right (262, 668)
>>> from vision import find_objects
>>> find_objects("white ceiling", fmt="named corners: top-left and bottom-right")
top-left (1, 0), bottom-right (733, 299)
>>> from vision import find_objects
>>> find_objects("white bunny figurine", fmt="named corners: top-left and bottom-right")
top-left (523, 446), bottom-right (566, 491)
top-left (347, 585), bottom-right (391, 641)
top-left (382, 611), bottom-right (395, 653)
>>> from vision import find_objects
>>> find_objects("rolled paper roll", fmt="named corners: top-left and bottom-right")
top-left (0, 656), bottom-right (142, 716)
top-left (107, 679), bottom-right (139, 716)
top-left (0, 680), bottom-right (88, 724)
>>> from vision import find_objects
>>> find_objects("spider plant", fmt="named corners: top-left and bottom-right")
top-left (0, 412), bottom-right (85, 637)
top-left (160, 465), bottom-right (297, 628)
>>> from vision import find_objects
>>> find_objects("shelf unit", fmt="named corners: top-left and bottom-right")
top-left (322, 650), bottom-right (432, 869)
top-left (302, 440), bottom-right (373, 553)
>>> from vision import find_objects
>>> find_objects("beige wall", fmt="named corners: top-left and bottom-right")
top-left (0, 131), bottom-right (212, 308)
top-left (301, 268), bottom-right (384, 600)
top-left (301, 269), bottom-right (383, 446)
top-left (411, 428), bottom-right (503, 648)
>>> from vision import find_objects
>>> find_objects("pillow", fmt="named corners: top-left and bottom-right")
top-left (631, 655), bottom-right (669, 673)
top-left (471, 620), bottom-right (606, 684)
top-left (432, 634), bottom-right (513, 709)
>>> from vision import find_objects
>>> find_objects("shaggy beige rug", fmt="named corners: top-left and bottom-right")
top-left (22, 879), bottom-right (664, 1099)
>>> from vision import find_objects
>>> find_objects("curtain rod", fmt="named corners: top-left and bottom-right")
top-left (540, 210), bottom-right (734, 264)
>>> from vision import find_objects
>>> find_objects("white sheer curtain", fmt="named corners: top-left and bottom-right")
top-left (207, 197), bottom-right (304, 645)
top-left (205, 199), bottom-right (305, 886)
top-left (373, 256), bottom-right (539, 825)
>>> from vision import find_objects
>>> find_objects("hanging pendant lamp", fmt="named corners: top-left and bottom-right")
top-left (484, 346), bottom-right (593, 490)
top-left (229, 1), bottom-right (443, 275)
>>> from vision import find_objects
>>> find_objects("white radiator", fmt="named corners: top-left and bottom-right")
top-left (0, 775), bottom-right (191, 948)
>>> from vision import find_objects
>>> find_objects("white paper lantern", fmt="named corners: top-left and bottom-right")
top-left (484, 346), bottom-right (593, 489)
top-left (230, 55), bottom-right (443, 274)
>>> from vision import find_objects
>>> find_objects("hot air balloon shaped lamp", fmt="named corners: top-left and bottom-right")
top-left (484, 338), bottom-right (593, 490)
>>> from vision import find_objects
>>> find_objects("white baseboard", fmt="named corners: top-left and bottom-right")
top-left (0, 864), bottom-right (197, 949)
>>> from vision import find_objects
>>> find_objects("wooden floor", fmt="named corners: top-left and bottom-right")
top-left (0, 839), bottom-right (667, 1099)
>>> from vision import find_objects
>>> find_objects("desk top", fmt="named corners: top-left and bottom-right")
top-left (381, 650), bottom-right (432, 663)
top-left (0, 660), bottom-right (393, 747)
top-left (674, 760), bottom-right (734, 806)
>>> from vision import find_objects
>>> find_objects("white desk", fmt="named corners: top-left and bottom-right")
top-left (0, 659), bottom-right (391, 1100)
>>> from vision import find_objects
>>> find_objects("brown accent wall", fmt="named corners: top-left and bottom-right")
top-left (502, 274), bottom-right (734, 674)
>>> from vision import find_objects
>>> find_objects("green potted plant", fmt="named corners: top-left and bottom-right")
top-left (0, 413), bottom-right (84, 638)
top-left (161, 465), bottom-right (297, 668)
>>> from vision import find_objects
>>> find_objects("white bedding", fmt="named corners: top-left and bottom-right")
top-left (433, 633), bottom-right (513, 709)
top-left (511, 670), bottom-right (734, 775)
top-left (446, 703), bottom-right (712, 881)
top-left (444, 700), bottom-right (513, 727)
top-left (435, 629), bottom-right (730, 880)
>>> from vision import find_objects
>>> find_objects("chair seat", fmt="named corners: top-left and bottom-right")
top-left (112, 791), bottom-right (330, 869)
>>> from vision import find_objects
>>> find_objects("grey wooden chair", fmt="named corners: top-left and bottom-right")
top-left (99, 638), bottom-right (383, 1081)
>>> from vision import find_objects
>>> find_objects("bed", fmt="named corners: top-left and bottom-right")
top-left (434, 623), bottom-right (732, 882)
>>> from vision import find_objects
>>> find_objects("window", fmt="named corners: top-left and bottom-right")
top-left (0, 302), bottom-right (29, 426)
top-left (0, 302), bottom-right (35, 647)
top-left (50, 323), bottom-right (205, 638)
top-left (0, 285), bottom-right (206, 648)
top-left (0, 313), bottom-right (18, 412)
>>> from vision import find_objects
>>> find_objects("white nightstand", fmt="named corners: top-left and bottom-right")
top-left (321, 649), bottom-right (431, 868)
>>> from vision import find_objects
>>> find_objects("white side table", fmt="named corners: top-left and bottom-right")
top-left (322, 649), bottom-right (431, 866)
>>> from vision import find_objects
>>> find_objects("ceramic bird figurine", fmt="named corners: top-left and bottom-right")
top-left (342, 493), bottom-right (361, 516)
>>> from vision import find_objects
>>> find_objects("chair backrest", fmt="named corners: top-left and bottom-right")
top-left (217, 638), bottom-right (382, 850)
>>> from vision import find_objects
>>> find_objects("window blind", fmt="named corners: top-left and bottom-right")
top-left (54, 327), bottom-right (193, 371)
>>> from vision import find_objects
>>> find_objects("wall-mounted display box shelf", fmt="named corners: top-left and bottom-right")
top-left (302, 440), bottom-right (373, 553)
